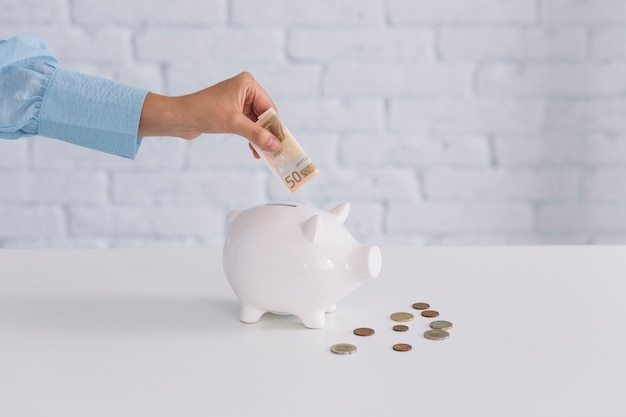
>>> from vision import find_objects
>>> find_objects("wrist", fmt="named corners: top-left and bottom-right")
top-left (138, 93), bottom-right (199, 139)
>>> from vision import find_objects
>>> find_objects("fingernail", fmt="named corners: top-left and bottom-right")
top-left (266, 137), bottom-right (281, 151)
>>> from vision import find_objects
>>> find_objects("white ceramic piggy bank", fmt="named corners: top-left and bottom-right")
top-left (223, 202), bottom-right (382, 328)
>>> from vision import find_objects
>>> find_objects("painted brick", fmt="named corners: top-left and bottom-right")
top-left (135, 29), bottom-right (212, 62)
top-left (0, 139), bottom-right (29, 170)
top-left (49, 28), bottom-right (134, 66)
top-left (439, 28), bottom-right (585, 61)
top-left (165, 62), bottom-right (320, 97)
top-left (583, 169), bottom-right (626, 201)
top-left (33, 137), bottom-right (186, 171)
top-left (0, 206), bottom-right (65, 238)
top-left (0, 27), bottom-right (133, 65)
top-left (187, 134), bottom-right (268, 170)
top-left (1, 238), bottom-right (108, 249)
top-left (231, 0), bottom-right (385, 26)
top-left (72, 0), bottom-right (226, 27)
top-left (112, 172), bottom-right (266, 206)
top-left (135, 29), bottom-right (284, 63)
top-left (388, 0), bottom-right (535, 24)
top-left (69, 206), bottom-right (222, 238)
top-left (544, 99), bottom-right (626, 131)
top-left (110, 237), bottom-right (211, 248)
top-left (477, 64), bottom-right (626, 97)
top-left (389, 98), bottom-right (545, 132)
top-left (590, 236), bottom-right (626, 244)
top-left (591, 28), bottom-right (626, 60)
top-left (540, 0), bottom-right (626, 23)
top-left (538, 203), bottom-right (626, 232)
top-left (277, 99), bottom-right (385, 131)
top-left (268, 168), bottom-right (422, 203)
top-left (387, 202), bottom-right (534, 233)
top-left (323, 63), bottom-right (474, 96)
top-left (494, 134), bottom-right (626, 166)
top-left (0, 0), bottom-right (68, 24)
top-left (0, 173), bottom-right (107, 203)
top-left (288, 29), bottom-right (433, 62)
top-left (429, 234), bottom-right (590, 245)
top-left (423, 168), bottom-right (580, 202)
top-left (339, 133), bottom-right (491, 167)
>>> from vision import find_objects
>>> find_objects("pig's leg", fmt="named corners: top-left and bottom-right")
top-left (325, 304), bottom-right (337, 313)
top-left (299, 309), bottom-right (326, 329)
top-left (239, 304), bottom-right (265, 323)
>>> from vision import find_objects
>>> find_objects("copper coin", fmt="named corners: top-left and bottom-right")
top-left (330, 343), bottom-right (357, 355)
top-left (353, 327), bottom-right (375, 337)
top-left (430, 320), bottom-right (453, 330)
top-left (421, 310), bottom-right (439, 318)
top-left (392, 343), bottom-right (412, 352)
top-left (392, 325), bottom-right (409, 332)
top-left (412, 302), bottom-right (430, 310)
top-left (390, 312), bottom-right (414, 322)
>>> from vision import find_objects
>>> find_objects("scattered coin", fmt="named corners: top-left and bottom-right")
top-left (353, 327), bottom-right (375, 337)
top-left (424, 329), bottom-right (450, 341)
top-left (429, 320), bottom-right (453, 330)
top-left (421, 310), bottom-right (439, 318)
top-left (390, 312), bottom-right (414, 322)
top-left (330, 343), bottom-right (357, 355)
top-left (393, 343), bottom-right (412, 352)
top-left (392, 325), bottom-right (409, 332)
top-left (412, 302), bottom-right (430, 310)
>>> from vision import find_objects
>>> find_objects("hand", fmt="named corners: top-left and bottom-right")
top-left (138, 72), bottom-right (281, 158)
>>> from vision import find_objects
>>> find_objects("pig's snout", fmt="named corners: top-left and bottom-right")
top-left (356, 245), bottom-right (382, 279)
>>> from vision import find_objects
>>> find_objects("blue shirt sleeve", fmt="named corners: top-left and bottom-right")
top-left (0, 36), bottom-right (148, 159)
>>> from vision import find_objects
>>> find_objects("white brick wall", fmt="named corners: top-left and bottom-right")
top-left (3, 0), bottom-right (626, 247)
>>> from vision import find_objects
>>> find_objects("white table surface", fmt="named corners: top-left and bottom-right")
top-left (1, 246), bottom-right (625, 417)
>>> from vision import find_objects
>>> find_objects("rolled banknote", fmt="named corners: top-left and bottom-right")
top-left (252, 108), bottom-right (319, 193)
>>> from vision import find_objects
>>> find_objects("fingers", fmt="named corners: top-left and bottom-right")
top-left (249, 143), bottom-right (261, 159)
top-left (235, 72), bottom-right (277, 121)
top-left (233, 113), bottom-right (281, 152)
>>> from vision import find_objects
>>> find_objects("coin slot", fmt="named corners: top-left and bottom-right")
top-left (265, 203), bottom-right (297, 207)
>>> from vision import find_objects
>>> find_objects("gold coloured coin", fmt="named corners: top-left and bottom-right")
top-left (330, 343), bottom-right (357, 355)
top-left (393, 343), bottom-right (412, 352)
top-left (421, 310), bottom-right (439, 318)
top-left (429, 320), bottom-right (453, 330)
top-left (392, 325), bottom-right (409, 332)
top-left (424, 329), bottom-right (450, 340)
top-left (353, 327), bottom-right (375, 337)
top-left (390, 312), bottom-right (414, 322)
top-left (412, 302), bottom-right (430, 310)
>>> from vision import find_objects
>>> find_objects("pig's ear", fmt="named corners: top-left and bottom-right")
top-left (329, 202), bottom-right (350, 223)
top-left (226, 210), bottom-right (242, 225)
top-left (302, 215), bottom-right (323, 242)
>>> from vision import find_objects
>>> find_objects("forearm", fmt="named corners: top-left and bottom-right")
top-left (138, 93), bottom-right (200, 140)
top-left (38, 69), bottom-right (148, 158)
top-left (2, 36), bottom-right (147, 159)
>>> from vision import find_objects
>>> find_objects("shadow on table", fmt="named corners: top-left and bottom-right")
top-left (0, 295), bottom-right (240, 334)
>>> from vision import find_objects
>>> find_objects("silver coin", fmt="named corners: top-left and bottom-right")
top-left (429, 320), bottom-right (453, 330)
top-left (330, 343), bottom-right (357, 355)
top-left (424, 329), bottom-right (450, 340)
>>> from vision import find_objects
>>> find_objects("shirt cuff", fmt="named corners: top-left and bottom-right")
top-left (39, 68), bottom-right (148, 159)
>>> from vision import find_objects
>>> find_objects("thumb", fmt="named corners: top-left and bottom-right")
top-left (232, 114), bottom-right (281, 152)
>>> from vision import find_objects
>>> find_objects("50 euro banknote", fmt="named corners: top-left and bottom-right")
top-left (251, 108), bottom-right (319, 193)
